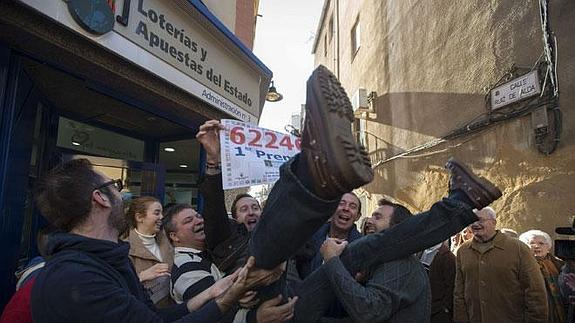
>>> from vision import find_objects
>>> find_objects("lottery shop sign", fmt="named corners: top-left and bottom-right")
top-left (16, 0), bottom-right (263, 123)
top-left (220, 119), bottom-right (301, 189)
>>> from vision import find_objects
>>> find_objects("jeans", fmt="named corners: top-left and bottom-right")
top-left (199, 172), bottom-right (250, 274)
top-left (201, 154), bottom-right (478, 312)
top-left (200, 155), bottom-right (340, 302)
top-left (199, 155), bottom-right (340, 274)
top-left (249, 155), bottom-right (341, 269)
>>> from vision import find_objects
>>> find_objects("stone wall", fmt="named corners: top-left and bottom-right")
top-left (314, 0), bottom-right (575, 237)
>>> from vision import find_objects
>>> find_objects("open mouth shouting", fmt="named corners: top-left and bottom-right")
top-left (334, 211), bottom-right (353, 228)
top-left (244, 217), bottom-right (259, 232)
top-left (193, 224), bottom-right (204, 234)
top-left (364, 222), bottom-right (376, 235)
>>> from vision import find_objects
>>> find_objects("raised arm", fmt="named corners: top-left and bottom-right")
top-left (196, 120), bottom-right (232, 250)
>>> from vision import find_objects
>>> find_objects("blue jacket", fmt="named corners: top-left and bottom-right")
top-left (31, 232), bottom-right (222, 323)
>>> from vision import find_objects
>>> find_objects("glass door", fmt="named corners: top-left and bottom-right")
top-left (159, 139), bottom-right (202, 209)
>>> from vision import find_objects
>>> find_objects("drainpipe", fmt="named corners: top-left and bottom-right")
top-left (336, 0), bottom-right (340, 79)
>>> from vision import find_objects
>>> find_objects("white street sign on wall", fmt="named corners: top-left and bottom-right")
top-left (490, 71), bottom-right (541, 110)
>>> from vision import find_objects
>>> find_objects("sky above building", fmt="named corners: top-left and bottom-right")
top-left (253, 0), bottom-right (324, 133)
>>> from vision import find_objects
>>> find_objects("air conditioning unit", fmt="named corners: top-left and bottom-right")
top-left (351, 88), bottom-right (368, 112)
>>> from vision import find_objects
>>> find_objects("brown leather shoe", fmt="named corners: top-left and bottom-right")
top-left (302, 65), bottom-right (373, 198)
top-left (445, 157), bottom-right (502, 209)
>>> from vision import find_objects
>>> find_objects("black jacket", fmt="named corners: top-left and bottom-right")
top-left (31, 232), bottom-right (222, 322)
top-left (199, 174), bottom-right (251, 274)
top-left (295, 222), bottom-right (362, 280)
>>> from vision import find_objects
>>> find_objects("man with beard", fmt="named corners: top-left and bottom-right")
top-left (30, 159), bottom-right (284, 323)
top-left (164, 204), bottom-right (297, 322)
top-left (453, 207), bottom-right (547, 323)
top-left (312, 199), bottom-right (430, 322)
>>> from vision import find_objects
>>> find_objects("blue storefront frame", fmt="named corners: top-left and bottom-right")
top-left (0, 45), bottom-right (39, 310)
top-left (0, 43), bottom-right (209, 310)
top-left (0, 1), bottom-right (275, 311)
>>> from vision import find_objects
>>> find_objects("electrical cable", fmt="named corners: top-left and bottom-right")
top-left (536, 0), bottom-right (561, 154)
top-left (372, 0), bottom-right (561, 168)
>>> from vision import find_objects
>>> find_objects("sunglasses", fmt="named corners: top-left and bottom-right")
top-left (96, 179), bottom-right (123, 192)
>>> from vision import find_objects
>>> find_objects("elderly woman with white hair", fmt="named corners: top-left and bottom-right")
top-left (520, 229), bottom-right (566, 323)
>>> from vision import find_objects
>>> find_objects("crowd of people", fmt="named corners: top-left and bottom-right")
top-left (1, 65), bottom-right (573, 322)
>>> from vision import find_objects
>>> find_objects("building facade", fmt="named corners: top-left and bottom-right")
top-left (203, 0), bottom-right (260, 49)
top-left (0, 0), bottom-right (270, 308)
top-left (313, 0), bottom-right (574, 235)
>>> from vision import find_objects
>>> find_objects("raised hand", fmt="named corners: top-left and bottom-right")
top-left (196, 120), bottom-right (225, 164)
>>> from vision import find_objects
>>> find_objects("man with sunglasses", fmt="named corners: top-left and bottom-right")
top-left (30, 159), bottom-right (284, 323)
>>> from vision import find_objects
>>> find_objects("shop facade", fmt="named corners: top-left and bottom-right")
top-left (0, 0), bottom-right (271, 306)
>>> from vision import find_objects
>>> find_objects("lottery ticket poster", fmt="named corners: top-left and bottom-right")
top-left (220, 119), bottom-right (301, 189)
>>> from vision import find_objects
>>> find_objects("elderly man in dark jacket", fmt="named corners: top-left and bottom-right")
top-left (421, 241), bottom-right (456, 323)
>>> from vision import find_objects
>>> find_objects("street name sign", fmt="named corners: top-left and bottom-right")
top-left (490, 71), bottom-right (541, 110)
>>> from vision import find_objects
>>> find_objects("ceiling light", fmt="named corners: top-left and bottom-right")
top-left (179, 164), bottom-right (188, 168)
top-left (164, 147), bottom-right (175, 152)
top-left (72, 141), bottom-right (81, 146)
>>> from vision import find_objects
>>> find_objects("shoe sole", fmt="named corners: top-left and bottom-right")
top-left (304, 65), bottom-right (373, 190)
top-left (446, 157), bottom-right (502, 206)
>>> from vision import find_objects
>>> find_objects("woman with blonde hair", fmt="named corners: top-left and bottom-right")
top-left (125, 196), bottom-right (174, 307)
top-left (520, 229), bottom-right (566, 323)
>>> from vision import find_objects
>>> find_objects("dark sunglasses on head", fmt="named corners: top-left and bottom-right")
top-left (96, 179), bottom-right (123, 192)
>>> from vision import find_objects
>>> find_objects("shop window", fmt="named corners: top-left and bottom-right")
top-left (56, 117), bottom-right (144, 161)
top-left (359, 118), bottom-right (367, 149)
top-left (351, 17), bottom-right (361, 58)
top-left (352, 118), bottom-right (360, 140)
top-left (160, 139), bottom-right (201, 208)
top-left (352, 117), bottom-right (368, 149)
top-left (18, 102), bottom-right (47, 269)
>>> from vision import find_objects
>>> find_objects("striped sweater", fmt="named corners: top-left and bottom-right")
top-left (170, 247), bottom-right (255, 322)
top-left (170, 247), bottom-right (224, 304)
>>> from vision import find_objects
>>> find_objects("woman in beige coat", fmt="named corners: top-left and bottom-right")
top-left (125, 196), bottom-right (174, 308)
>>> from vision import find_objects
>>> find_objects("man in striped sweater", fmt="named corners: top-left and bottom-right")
top-left (164, 204), bottom-right (297, 322)
top-left (164, 204), bottom-right (224, 304)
